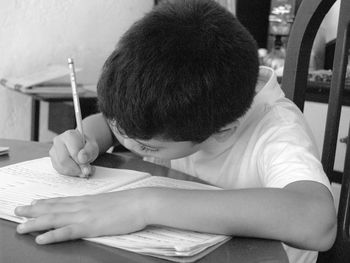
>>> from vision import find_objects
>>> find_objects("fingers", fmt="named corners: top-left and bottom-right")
top-left (15, 201), bottom-right (83, 218)
top-left (32, 196), bottom-right (86, 205)
top-left (77, 138), bottom-right (99, 164)
top-left (61, 130), bottom-right (85, 159)
top-left (14, 190), bottom-right (146, 245)
top-left (50, 130), bottom-right (82, 176)
top-left (35, 224), bottom-right (86, 244)
top-left (16, 213), bottom-right (74, 234)
top-left (50, 130), bottom-right (98, 177)
top-left (17, 214), bottom-right (87, 245)
top-left (50, 142), bottom-right (81, 176)
top-left (76, 139), bottom-right (99, 177)
top-left (15, 204), bottom-right (89, 244)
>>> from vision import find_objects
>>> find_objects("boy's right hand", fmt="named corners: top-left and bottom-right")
top-left (49, 130), bottom-right (99, 177)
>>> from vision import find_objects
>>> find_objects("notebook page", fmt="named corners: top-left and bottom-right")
top-left (0, 158), bottom-right (230, 261)
top-left (142, 238), bottom-right (230, 263)
top-left (0, 157), bottom-right (150, 221)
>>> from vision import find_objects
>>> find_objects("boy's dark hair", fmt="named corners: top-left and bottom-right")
top-left (97, 0), bottom-right (259, 143)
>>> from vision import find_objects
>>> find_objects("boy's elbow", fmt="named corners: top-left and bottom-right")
top-left (300, 199), bottom-right (337, 251)
top-left (310, 214), bottom-right (337, 251)
top-left (285, 182), bottom-right (337, 251)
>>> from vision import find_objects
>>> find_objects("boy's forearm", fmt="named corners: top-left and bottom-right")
top-left (142, 182), bottom-right (336, 251)
top-left (82, 113), bottom-right (115, 153)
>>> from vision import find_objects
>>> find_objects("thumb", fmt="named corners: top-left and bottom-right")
top-left (77, 138), bottom-right (99, 164)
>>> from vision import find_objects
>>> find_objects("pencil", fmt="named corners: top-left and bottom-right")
top-left (68, 58), bottom-right (84, 139)
top-left (68, 58), bottom-right (88, 178)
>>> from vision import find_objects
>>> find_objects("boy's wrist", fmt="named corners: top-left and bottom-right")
top-left (139, 187), bottom-right (164, 227)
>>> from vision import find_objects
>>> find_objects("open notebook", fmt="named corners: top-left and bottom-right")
top-left (0, 157), bottom-right (230, 262)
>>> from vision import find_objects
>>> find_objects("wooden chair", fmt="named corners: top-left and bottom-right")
top-left (281, 0), bottom-right (350, 262)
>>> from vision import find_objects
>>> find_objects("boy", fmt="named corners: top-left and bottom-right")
top-left (15, 1), bottom-right (336, 262)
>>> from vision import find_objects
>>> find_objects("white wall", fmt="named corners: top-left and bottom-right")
top-left (322, 0), bottom-right (340, 43)
top-left (0, 0), bottom-right (153, 141)
top-left (310, 0), bottom-right (340, 70)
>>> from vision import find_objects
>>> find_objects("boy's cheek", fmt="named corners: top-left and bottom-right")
top-left (153, 149), bottom-right (196, 160)
top-left (117, 138), bottom-right (146, 157)
top-left (122, 139), bottom-right (134, 150)
top-left (115, 134), bottom-right (136, 150)
top-left (120, 139), bottom-right (139, 153)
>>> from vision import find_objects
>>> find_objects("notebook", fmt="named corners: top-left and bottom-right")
top-left (0, 157), bottom-right (230, 262)
top-left (0, 65), bottom-right (85, 94)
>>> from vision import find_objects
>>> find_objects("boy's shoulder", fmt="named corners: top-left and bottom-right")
top-left (238, 67), bottom-right (313, 143)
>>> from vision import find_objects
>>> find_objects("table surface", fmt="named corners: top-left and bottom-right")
top-left (0, 139), bottom-right (289, 263)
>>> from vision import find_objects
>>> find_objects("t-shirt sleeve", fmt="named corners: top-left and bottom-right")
top-left (258, 124), bottom-right (332, 192)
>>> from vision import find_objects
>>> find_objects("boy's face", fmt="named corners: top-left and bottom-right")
top-left (113, 130), bottom-right (202, 160)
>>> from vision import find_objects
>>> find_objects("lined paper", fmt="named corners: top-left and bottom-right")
top-left (0, 157), bottom-right (230, 262)
top-left (0, 157), bottom-right (149, 221)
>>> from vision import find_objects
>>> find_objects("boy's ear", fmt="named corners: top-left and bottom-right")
top-left (212, 121), bottom-right (240, 142)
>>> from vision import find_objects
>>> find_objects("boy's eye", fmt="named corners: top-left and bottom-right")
top-left (139, 145), bottom-right (159, 153)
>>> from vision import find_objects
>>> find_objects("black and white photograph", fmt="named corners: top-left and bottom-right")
top-left (0, 1), bottom-right (349, 263)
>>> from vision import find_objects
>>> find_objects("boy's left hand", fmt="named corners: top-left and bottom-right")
top-left (14, 189), bottom-right (147, 244)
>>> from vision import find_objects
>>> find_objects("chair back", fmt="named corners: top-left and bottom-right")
top-left (281, 0), bottom-right (350, 262)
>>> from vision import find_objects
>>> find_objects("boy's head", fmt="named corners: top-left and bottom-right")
top-left (97, 0), bottom-right (259, 144)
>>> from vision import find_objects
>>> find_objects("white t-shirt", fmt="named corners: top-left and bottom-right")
top-left (170, 67), bottom-right (332, 263)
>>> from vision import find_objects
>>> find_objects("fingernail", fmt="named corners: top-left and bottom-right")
top-left (15, 206), bottom-right (22, 214)
top-left (36, 235), bottom-right (45, 244)
top-left (17, 224), bottom-right (24, 233)
top-left (81, 166), bottom-right (90, 177)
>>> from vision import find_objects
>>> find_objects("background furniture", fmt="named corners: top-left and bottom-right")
top-left (27, 90), bottom-right (97, 141)
top-left (236, 0), bottom-right (349, 185)
top-left (281, 0), bottom-right (350, 262)
top-left (0, 139), bottom-right (289, 263)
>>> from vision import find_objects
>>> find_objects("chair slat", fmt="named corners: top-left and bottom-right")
top-left (282, 0), bottom-right (336, 112)
top-left (321, 0), bottom-right (350, 181)
top-left (281, 1), bottom-right (350, 261)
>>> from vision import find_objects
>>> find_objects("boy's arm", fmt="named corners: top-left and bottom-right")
top-left (144, 180), bottom-right (336, 251)
top-left (14, 173), bottom-right (336, 251)
top-left (81, 113), bottom-right (116, 153)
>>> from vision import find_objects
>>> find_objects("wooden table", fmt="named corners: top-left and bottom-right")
top-left (0, 139), bottom-right (289, 263)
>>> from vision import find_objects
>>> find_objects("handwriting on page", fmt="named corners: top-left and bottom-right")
top-left (0, 157), bottom-right (230, 261)
top-left (0, 166), bottom-right (106, 219)
top-left (0, 157), bottom-right (149, 219)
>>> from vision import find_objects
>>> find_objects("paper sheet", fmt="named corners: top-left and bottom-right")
top-left (0, 157), bottom-right (230, 262)
top-left (88, 176), bottom-right (228, 259)
top-left (87, 226), bottom-right (230, 257)
top-left (0, 157), bottom-right (149, 219)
